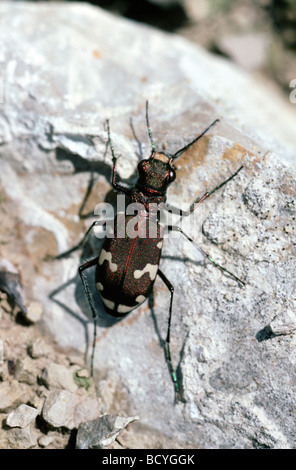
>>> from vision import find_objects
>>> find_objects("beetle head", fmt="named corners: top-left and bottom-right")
top-left (137, 152), bottom-right (176, 194)
top-left (140, 101), bottom-right (219, 194)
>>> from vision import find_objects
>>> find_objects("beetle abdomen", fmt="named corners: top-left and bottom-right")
top-left (95, 215), bottom-right (163, 317)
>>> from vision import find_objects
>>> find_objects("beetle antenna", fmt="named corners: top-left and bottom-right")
top-left (172, 118), bottom-right (220, 160)
top-left (146, 100), bottom-right (156, 157)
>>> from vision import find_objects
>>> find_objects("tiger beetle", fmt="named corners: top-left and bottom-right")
top-left (51, 102), bottom-right (244, 402)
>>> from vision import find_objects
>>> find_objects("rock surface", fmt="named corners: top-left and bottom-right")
top-left (0, 1), bottom-right (295, 449)
top-left (6, 404), bottom-right (39, 429)
top-left (0, 293), bottom-right (136, 449)
top-left (76, 414), bottom-right (139, 449)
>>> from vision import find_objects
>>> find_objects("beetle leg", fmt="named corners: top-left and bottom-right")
top-left (78, 171), bottom-right (97, 219)
top-left (185, 165), bottom-right (244, 216)
top-left (106, 119), bottom-right (132, 194)
top-left (157, 269), bottom-right (181, 403)
top-left (45, 221), bottom-right (102, 261)
top-left (167, 225), bottom-right (245, 287)
top-left (159, 165), bottom-right (243, 218)
top-left (78, 257), bottom-right (100, 376)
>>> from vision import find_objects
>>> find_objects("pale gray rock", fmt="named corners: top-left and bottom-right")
top-left (25, 301), bottom-right (43, 324)
top-left (6, 404), bottom-right (39, 429)
top-left (0, 259), bottom-right (27, 315)
top-left (14, 357), bottom-right (38, 385)
top-left (268, 309), bottom-right (296, 336)
top-left (41, 388), bottom-right (101, 430)
top-left (38, 433), bottom-right (54, 448)
top-left (73, 397), bottom-right (101, 427)
top-left (0, 381), bottom-right (30, 413)
top-left (76, 414), bottom-right (139, 449)
top-left (216, 33), bottom-right (270, 71)
top-left (4, 425), bottom-right (38, 449)
top-left (0, 1), bottom-right (295, 449)
top-left (42, 390), bottom-right (77, 430)
top-left (40, 363), bottom-right (79, 393)
top-left (27, 337), bottom-right (52, 359)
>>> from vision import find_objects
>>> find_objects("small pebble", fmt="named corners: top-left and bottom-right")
top-left (42, 390), bottom-right (78, 429)
top-left (25, 301), bottom-right (43, 323)
top-left (76, 414), bottom-right (139, 449)
top-left (269, 309), bottom-right (296, 336)
top-left (6, 404), bottom-right (39, 429)
top-left (38, 434), bottom-right (54, 448)
top-left (76, 368), bottom-right (89, 378)
top-left (14, 357), bottom-right (38, 385)
top-left (0, 380), bottom-right (28, 413)
top-left (27, 337), bottom-right (51, 359)
top-left (40, 363), bottom-right (78, 393)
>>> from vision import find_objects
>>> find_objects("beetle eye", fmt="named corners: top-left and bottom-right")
top-left (137, 159), bottom-right (148, 173)
top-left (168, 170), bottom-right (176, 182)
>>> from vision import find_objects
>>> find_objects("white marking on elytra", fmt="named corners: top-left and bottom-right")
top-left (134, 263), bottom-right (158, 281)
top-left (99, 294), bottom-right (115, 310)
top-left (156, 241), bottom-right (163, 250)
top-left (96, 282), bottom-right (104, 291)
top-left (117, 295), bottom-right (146, 313)
top-left (100, 295), bottom-right (146, 314)
top-left (117, 304), bottom-right (133, 313)
top-left (99, 249), bottom-right (118, 272)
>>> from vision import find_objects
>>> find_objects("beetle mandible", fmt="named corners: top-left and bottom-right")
top-left (52, 102), bottom-right (244, 402)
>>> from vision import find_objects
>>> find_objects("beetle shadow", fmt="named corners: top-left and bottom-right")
top-left (47, 140), bottom-right (138, 368)
top-left (47, 114), bottom-right (150, 365)
top-left (148, 288), bottom-right (186, 403)
top-left (47, 119), bottom-right (163, 370)
top-left (55, 121), bottom-right (142, 193)
top-left (48, 239), bottom-right (123, 368)
top-left (48, 275), bottom-right (92, 366)
top-left (255, 325), bottom-right (276, 342)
